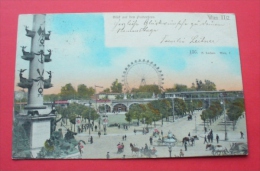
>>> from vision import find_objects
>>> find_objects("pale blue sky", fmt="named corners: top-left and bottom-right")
top-left (15, 13), bottom-right (243, 94)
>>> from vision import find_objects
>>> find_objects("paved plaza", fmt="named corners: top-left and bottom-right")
top-left (56, 110), bottom-right (247, 159)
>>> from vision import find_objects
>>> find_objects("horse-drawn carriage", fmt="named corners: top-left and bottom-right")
top-left (140, 147), bottom-right (157, 157)
top-left (117, 144), bottom-right (124, 154)
top-left (153, 128), bottom-right (160, 137)
top-left (229, 142), bottom-right (248, 155)
top-left (130, 143), bottom-right (157, 158)
top-left (156, 131), bottom-right (177, 146)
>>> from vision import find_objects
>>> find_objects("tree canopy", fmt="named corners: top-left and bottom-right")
top-left (110, 79), bottom-right (123, 93)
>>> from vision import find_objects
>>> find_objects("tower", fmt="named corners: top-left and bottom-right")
top-left (16, 14), bottom-right (55, 157)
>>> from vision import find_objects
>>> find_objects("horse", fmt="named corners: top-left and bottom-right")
top-left (206, 144), bottom-right (222, 150)
top-left (210, 145), bottom-right (228, 155)
top-left (130, 143), bottom-right (140, 156)
top-left (182, 136), bottom-right (199, 146)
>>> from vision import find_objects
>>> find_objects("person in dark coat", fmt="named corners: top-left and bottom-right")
top-left (204, 135), bottom-right (208, 144)
top-left (98, 131), bottom-right (101, 138)
top-left (216, 134), bottom-right (219, 143)
top-left (150, 136), bottom-right (153, 145)
top-left (124, 135), bottom-right (127, 140)
top-left (90, 136), bottom-right (93, 144)
top-left (207, 134), bottom-right (210, 143)
top-left (184, 141), bottom-right (187, 151)
top-left (240, 131), bottom-right (244, 139)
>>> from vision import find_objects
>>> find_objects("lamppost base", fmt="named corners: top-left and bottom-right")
top-left (225, 132), bottom-right (228, 140)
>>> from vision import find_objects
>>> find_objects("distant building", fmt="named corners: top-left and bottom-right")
top-left (94, 93), bottom-right (121, 100)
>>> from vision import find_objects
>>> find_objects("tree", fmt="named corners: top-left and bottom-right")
top-left (103, 88), bottom-right (111, 93)
top-left (68, 113), bottom-right (77, 132)
top-left (110, 79), bottom-right (123, 93)
top-left (173, 98), bottom-right (186, 116)
top-left (195, 79), bottom-right (216, 91)
top-left (143, 109), bottom-right (154, 128)
top-left (81, 107), bottom-right (99, 123)
top-left (227, 99), bottom-right (244, 130)
top-left (132, 85), bottom-right (161, 94)
top-left (56, 106), bottom-right (69, 125)
top-left (166, 84), bottom-right (186, 92)
top-left (77, 84), bottom-right (95, 99)
top-left (43, 94), bottom-right (59, 102)
top-left (60, 83), bottom-right (77, 100)
top-left (86, 87), bottom-right (95, 98)
top-left (125, 112), bottom-right (133, 125)
top-left (200, 110), bottom-right (208, 128)
top-left (77, 84), bottom-right (88, 99)
top-left (129, 104), bottom-right (146, 126)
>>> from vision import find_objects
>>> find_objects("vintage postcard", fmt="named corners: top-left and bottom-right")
top-left (13, 13), bottom-right (247, 159)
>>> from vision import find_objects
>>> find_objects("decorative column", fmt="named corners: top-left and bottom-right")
top-left (16, 14), bottom-right (54, 158)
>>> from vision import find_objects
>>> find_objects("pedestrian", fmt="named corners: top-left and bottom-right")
top-left (207, 134), bottom-right (210, 142)
top-left (106, 152), bottom-right (110, 159)
top-left (204, 127), bottom-right (207, 133)
top-left (98, 131), bottom-right (101, 138)
top-left (210, 129), bottom-right (213, 135)
top-left (134, 129), bottom-right (136, 135)
top-left (125, 135), bottom-right (127, 141)
top-left (180, 149), bottom-right (184, 157)
top-left (90, 136), bottom-right (93, 144)
top-left (122, 136), bottom-right (124, 141)
top-left (144, 143), bottom-right (148, 152)
top-left (95, 125), bottom-right (97, 131)
top-left (204, 135), bottom-right (208, 144)
top-left (150, 136), bottom-right (153, 145)
top-left (240, 131), bottom-right (244, 139)
top-left (216, 134), bottom-right (219, 143)
top-left (161, 130), bottom-right (163, 136)
top-left (184, 141), bottom-right (187, 151)
top-left (78, 142), bottom-right (83, 156)
top-left (188, 132), bottom-right (190, 137)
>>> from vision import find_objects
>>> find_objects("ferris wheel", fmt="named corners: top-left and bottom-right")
top-left (122, 59), bottom-right (164, 92)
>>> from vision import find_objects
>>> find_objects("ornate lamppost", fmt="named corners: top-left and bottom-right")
top-left (195, 116), bottom-right (197, 133)
top-left (95, 85), bottom-right (103, 111)
top-left (88, 101), bottom-right (92, 135)
top-left (103, 118), bottom-right (107, 135)
top-left (168, 143), bottom-right (172, 157)
top-left (171, 94), bottom-right (175, 122)
top-left (220, 94), bottom-right (228, 140)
